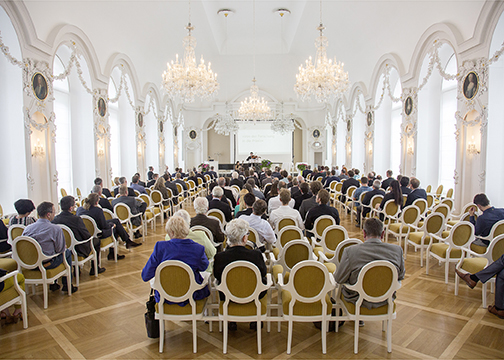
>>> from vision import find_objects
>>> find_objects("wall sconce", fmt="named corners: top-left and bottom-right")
top-left (97, 144), bottom-right (105, 157)
top-left (407, 144), bottom-right (414, 155)
top-left (32, 139), bottom-right (45, 157)
top-left (368, 144), bottom-right (373, 156)
top-left (467, 136), bottom-right (480, 155)
top-left (137, 144), bottom-right (142, 157)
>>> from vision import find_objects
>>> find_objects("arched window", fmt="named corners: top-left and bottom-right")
top-left (352, 94), bottom-right (365, 171)
top-left (374, 68), bottom-right (402, 176)
top-left (53, 45), bottom-right (94, 198)
top-left (486, 12), bottom-right (504, 205)
top-left (0, 7), bottom-right (27, 212)
top-left (416, 43), bottom-right (456, 191)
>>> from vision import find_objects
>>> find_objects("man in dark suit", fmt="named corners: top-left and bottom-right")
top-left (230, 171), bottom-right (244, 189)
top-left (173, 172), bottom-right (188, 197)
top-left (134, 173), bottom-right (147, 187)
top-left (111, 185), bottom-right (147, 236)
top-left (113, 177), bottom-right (136, 197)
top-left (164, 175), bottom-right (180, 205)
top-left (400, 176), bottom-right (412, 195)
top-left (360, 180), bottom-right (386, 220)
top-left (91, 185), bottom-right (113, 211)
top-left (323, 169), bottom-right (340, 189)
top-left (302, 166), bottom-right (312, 179)
top-left (146, 173), bottom-right (158, 188)
top-left (335, 218), bottom-right (404, 309)
top-left (294, 182), bottom-right (312, 211)
top-left (381, 170), bottom-right (394, 190)
top-left (304, 189), bottom-right (340, 232)
top-left (209, 186), bottom-right (232, 222)
top-left (213, 218), bottom-right (267, 306)
top-left (191, 197), bottom-right (225, 245)
top-left (94, 177), bottom-right (112, 198)
top-left (147, 166), bottom-right (154, 181)
top-left (340, 170), bottom-right (360, 203)
top-left (218, 177), bottom-right (237, 208)
top-left (52, 196), bottom-right (105, 275)
top-left (404, 178), bottom-right (427, 207)
top-left (271, 166), bottom-right (281, 179)
top-left (300, 181), bottom-right (323, 220)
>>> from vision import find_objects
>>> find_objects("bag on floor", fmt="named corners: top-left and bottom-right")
top-left (144, 288), bottom-right (159, 338)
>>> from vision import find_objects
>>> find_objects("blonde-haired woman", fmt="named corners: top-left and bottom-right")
top-left (153, 177), bottom-right (170, 206)
top-left (235, 188), bottom-right (249, 217)
top-left (141, 216), bottom-right (210, 305)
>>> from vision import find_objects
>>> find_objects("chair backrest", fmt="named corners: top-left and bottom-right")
top-left (278, 240), bottom-right (315, 274)
top-left (432, 203), bottom-right (451, 218)
top-left (276, 216), bottom-right (297, 234)
top-left (153, 260), bottom-right (203, 308)
top-left (460, 202), bottom-right (477, 217)
top-left (103, 209), bottom-right (115, 221)
top-left (166, 187), bottom-right (174, 199)
top-left (440, 198), bottom-right (454, 212)
top-left (316, 176), bottom-right (323, 183)
top-left (448, 221), bottom-right (474, 249)
top-left (446, 188), bottom-right (454, 199)
top-left (207, 209), bottom-right (225, 224)
top-left (333, 239), bottom-right (362, 267)
top-left (150, 190), bottom-right (163, 205)
top-left (145, 188), bottom-right (151, 196)
top-left (329, 181), bottom-right (338, 191)
top-left (370, 195), bottom-right (384, 209)
top-left (263, 183), bottom-right (272, 193)
top-left (216, 261), bottom-right (269, 306)
top-left (320, 225), bottom-right (348, 253)
top-left (12, 236), bottom-right (43, 269)
top-left (187, 180), bottom-right (196, 190)
top-left (58, 224), bottom-right (75, 249)
top-left (60, 188), bottom-right (68, 197)
top-left (401, 205), bottom-right (421, 226)
top-left (426, 185), bottom-right (432, 193)
top-left (346, 186), bottom-right (357, 199)
top-left (335, 182), bottom-right (343, 192)
top-left (488, 234), bottom-right (504, 263)
top-left (80, 215), bottom-right (100, 237)
top-left (231, 185), bottom-right (240, 194)
top-left (426, 194), bottom-right (434, 208)
top-left (139, 194), bottom-right (151, 207)
top-left (435, 185), bottom-right (443, 197)
top-left (424, 212), bottom-right (445, 235)
top-left (490, 219), bottom-right (504, 239)
top-left (175, 183), bottom-right (184, 194)
top-left (383, 199), bottom-right (400, 218)
top-left (197, 178), bottom-right (203, 186)
top-left (0, 203), bottom-right (2, 217)
top-left (133, 190), bottom-right (140, 196)
top-left (283, 260), bottom-right (335, 310)
top-left (313, 215), bottom-right (336, 240)
top-left (351, 260), bottom-right (400, 309)
top-left (402, 194), bottom-right (408, 207)
top-left (76, 187), bottom-right (82, 198)
top-left (8, 224), bottom-right (25, 244)
top-left (190, 225), bottom-right (215, 244)
top-left (412, 198), bottom-right (428, 214)
top-left (247, 227), bottom-right (262, 249)
top-left (278, 225), bottom-right (304, 249)
top-left (114, 203), bottom-right (132, 222)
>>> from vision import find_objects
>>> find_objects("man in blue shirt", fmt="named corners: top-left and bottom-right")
top-left (353, 177), bottom-right (371, 226)
top-left (470, 193), bottom-right (504, 247)
top-left (130, 175), bottom-right (147, 194)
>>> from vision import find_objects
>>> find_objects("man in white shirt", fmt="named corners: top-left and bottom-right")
top-left (240, 200), bottom-right (276, 247)
top-left (269, 189), bottom-right (304, 231)
top-left (268, 182), bottom-right (294, 214)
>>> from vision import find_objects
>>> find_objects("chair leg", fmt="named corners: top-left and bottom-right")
top-left (223, 320), bottom-right (228, 354)
top-left (192, 319), bottom-right (197, 353)
top-left (21, 291), bottom-right (28, 328)
top-left (257, 319), bottom-right (262, 355)
top-left (482, 282), bottom-right (487, 308)
top-left (420, 246), bottom-right (424, 267)
top-left (425, 251), bottom-right (430, 274)
top-left (159, 319), bottom-right (164, 353)
top-left (321, 317), bottom-right (327, 354)
top-left (454, 274), bottom-right (459, 296)
top-left (287, 320), bottom-right (293, 354)
top-left (43, 283), bottom-right (48, 309)
top-left (444, 260), bottom-right (449, 284)
top-left (354, 318), bottom-right (359, 354)
top-left (387, 318), bottom-right (393, 352)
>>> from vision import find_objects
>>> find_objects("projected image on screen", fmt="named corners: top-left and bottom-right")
top-left (237, 122), bottom-right (292, 166)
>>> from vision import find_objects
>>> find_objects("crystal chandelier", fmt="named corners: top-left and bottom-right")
top-left (294, 2), bottom-right (349, 103)
top-left (161, 3), bottom-right (219, 103)
top-left (237, 78), bottom-right (272, 121)
top-left (237, 0), bottom-right (271, 122)
top-left (271, 114), bottom-right (295, 135)
top-left (211, 104), bottom-right (239, 136)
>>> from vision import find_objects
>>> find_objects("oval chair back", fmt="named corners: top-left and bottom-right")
top-left (60, 188), bottom-right (68, 197)
top-left (321, 225), bottom-right (348, 253)
top-left (426, 185), bottom-right (432, 193)
top-left (446, 188), bottom-right (454, 198)
top-left (412, 198), bottom-right (428, 215)
top-left (207, 209), bottom-right (225, 225)
top-left (276, 217), bottom-right (297, 234)
top-left (426, 194), bottom-right (434, 208)
top-left (332, 239), bottom-right (363, 268)
top-left (278, 225), bottom-right (304, 249)
top-left (8, 224), bottom-right (25, 245)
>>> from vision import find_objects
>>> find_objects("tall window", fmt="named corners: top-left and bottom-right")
top-left (164, 106), bottom-right (174, 172)
top-left (144, 94), bottom-right (158, 175)
top-left (53, 55), bottom-right (72, 196)
top-left (109, 78), bottom-right (120, 178)
top-left (352, 94), bottom-right (365, 171)
top-left (336, 109), bottom-right (346, 167)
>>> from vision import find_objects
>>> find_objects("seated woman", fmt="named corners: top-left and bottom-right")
top-left (141, 216), bottom-right (210, 305)
top-left (235, 189), bottom-right (249, 217)
top-left (9, 199), bottom-right (37, 226)
top-left (187, 171), bottom-right (199, 186)
top-left (172, 210), bottom-right (216, 272)
top-left (0, 259), bottom-right (25, 325)
top-left (153, 177), bottom-right (170, 206)
top-left (375, 180), bottom-right (402, 221)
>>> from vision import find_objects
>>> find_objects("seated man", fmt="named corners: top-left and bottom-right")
top-left (146, 173), bottom-right (158, 188)
top-left (300, 181), bottom-right (323, 221)
top-left (91, 185), bottom-right (114, 211)
top-left (294, 182), bottom-right (311, 211)
top-left (240, 200), bottom-right (276, 248)
top-left (111, 185), bottom-right (147, 238)
top-left (94, 177), bottom-right (112, 198)
top-left (335, 218), bottom-right (404, 309)
top-left (209, 186), bottom-right (233, 223)
top-left (247, 178), bottom-right (265, 200)
top-left (304, 189), bottom-right (340, 233)
top-left (360, 180), bottom-right (385, 220)
top-left (339, 170), bottom-right (360, 203)
top-left (237, 193), bottom-right (267, 220)
top-left (130, 174), bottom-right (147, 194)
top-left (173, 172), bottom-right (188, 197)
top-left (190, 197), bottom-right (225, 246)
top-left (456, 255), bottom-right (504, 319)
top-left (400, 176), bottom-right (411, 195)
top-left (268, 182), bottom-right (294, 214)
top-left (469, 193), bottom-right (504, 247)
top-left (404, 178), bottom-right (427, 207)
top-left (52, 196), bottom-right (105, 275)
top-left (323, 169), bottom-right (340, 189)
top-left (141, 216), bottom-right (209, 305)
top-left (269, 189), bottom-right (304, 230)
top-left (218, 177), bottom-right (237, 208)
top-left (353, 177), bottom-right (372, 226)
top-left (113, 177), bottom-right (136, 197)
top-left (213, 218), bottom-right (268, 330)
top-left (230, 171), bottom-right (244, 189)
top-left (381, 170), bottom-right (394, 190)
top-left (22, 202), bottom-right (77, 293)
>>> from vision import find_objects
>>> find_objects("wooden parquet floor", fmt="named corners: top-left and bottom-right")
top-left (2, 201), bottom-right (504, 360)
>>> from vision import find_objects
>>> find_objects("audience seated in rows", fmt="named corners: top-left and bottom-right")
top-left (112, 185), bottom-right (147, 238)
top-left (359, 180), bottom-right (385, 222)
top-left (190, 197), bottom-right (225, 245)
top-left (268, 182), bottom-right (294, 214)
top-left (300, 181), bottom-right (323, 220)
top-left (113, 177), bottom-right (136, 197)
top-left (240, 200), bottom-right (276, 248)
top-left (305, 189), bottom-right (340, 233)
top-left (209, 187), bottom-right (232, 223)
top-left (94, 177), bottom-right (112, 198)
top-left (269, 189), bottom-right (304, 230)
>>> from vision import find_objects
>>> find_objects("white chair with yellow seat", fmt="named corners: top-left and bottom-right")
top-left (274, 216), bottom-right (297, 236)
top-left (138, 194), bottom-right (159, 235)
top-left (310, 215), bottom-right (336, 248)
top-left (81, 215), bottom-right (118, 263)
top-left (412, 198), bottom-right (428, 217)
top-left (0, 260), bottom-right (28, 328)
top-left (190, 225), bottom-right (221, 249)
top-left (153, 260), bottom-right (211, 353)
top-left (313, 225), bottom-right (348, 263)
top-left (343, 186), bottom-right (358, 215)
top-left (447, 203), bottom-right (477, 229)
top-left (113, 203), bottom-right (143, 241)
top-left (319, 238), bottom-right (363, 276)
top-left (455, 234), bottom-right (504, 308)
top-left (360, 194), bottom-right (384, 228)
top-left (426, 193), bottom-right (435, 210)
top-left (333, 182), bottom-right (344, 210)
top-left (1, 224), bottom-right (24, 258)
top-left (336, 260), bottom-right (401, 354)
top-left (425, 221), bottom-right (474, 283)
top-left (60, 188), bottom-right (68, 198)
top-left (386, 205), bottom-right (421, 251)
top-left (75, 187), bottom-right (83, 202)
top-left (271, 225), bottom-right (306, 260)
top-left (215, 261), bottom-right (273, 354)
top-left (278, 260), bottom-right (336, 354)
top-left (57, 224), bottom-right (97, 286)
top-left (12, 236), bottom-right (73, 309)
top-left (469, 219), bottom-right (504, 255)
top-left (374, 199), bottom-right (401, 243)
top-left (406, 212), bottom-right (446, 267)
top-left (102, 208), bottom-right (116, 221)
top-left (150, 190), bottom-right (171, 222)
top-left (206, 209), bottom-right (226, 230)
top-left (350, 192), bottom-right (367, 225)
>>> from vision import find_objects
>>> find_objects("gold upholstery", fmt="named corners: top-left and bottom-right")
top-left (430, 243), bottom-right (462, 258)
top-left (0, 258), bottom-right (18, 272)
top-left (282, 291), bottom-right (331, 315)
top-left (219, 296), bottom-right (267, 316)
top-left (460, 257), bottom-right (488, 274)
top-left (340, 293), bottom-right (395, 315)
top-left (278, 218), bottom-right (296, 232)
top-left (22, 263), bottom-right (66, 279)
top-left (156, 298), bottom-right (207, 315)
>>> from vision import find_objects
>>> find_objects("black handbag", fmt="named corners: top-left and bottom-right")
top-left (144, 288), bottom-right (160, 338)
